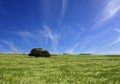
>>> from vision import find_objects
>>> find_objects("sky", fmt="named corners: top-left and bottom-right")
top-left (0, 0), bottom-right (120, 54)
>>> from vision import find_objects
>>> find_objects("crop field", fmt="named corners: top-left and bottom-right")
top-left (0, 54), bottom-right (120, 84)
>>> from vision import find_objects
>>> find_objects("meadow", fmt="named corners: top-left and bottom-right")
top-left (0, 54), bottom-right (120, 84)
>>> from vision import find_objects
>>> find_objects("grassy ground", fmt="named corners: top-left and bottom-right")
top-left (0, 54), bottom-right (120, 84)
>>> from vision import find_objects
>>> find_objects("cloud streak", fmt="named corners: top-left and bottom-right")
top-left (58, 0), bottom-right (68, 24)
top-left (83, 28), bottom-right (120, 54)
top-left (61, 0), bottom-right (68, 16)
top-left (8, 30), bottom-right (34, 45)
top-left (2, 40), bottom-right (22, 53)
top-left (42, 25), bottom-right (60, 53)
top-left (8, 25), bottom-right (60, 53)
top-left (101, 50), bottom-right (120, 54)
top-left (93, 0), bottom-right (120, 28)
top-left (17, 31), bottom-right (34, 44)
top-left (115, 28), bottom-right (120, 33)
top-left (94, 38), bottom-right (120, 54)
top-left (66, 42), bottom-right (80, 54)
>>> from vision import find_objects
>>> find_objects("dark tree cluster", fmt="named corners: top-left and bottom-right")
top-left (29, 48), bottom-right (51, 57)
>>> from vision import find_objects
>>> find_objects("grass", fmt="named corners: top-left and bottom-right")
top-left (0, 54), bottom-right (120, 84)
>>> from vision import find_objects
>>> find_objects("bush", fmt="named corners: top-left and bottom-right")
top-left (41, 50), bottom-right (51, 57)
top-left (29, 48), bottom-right (51, 57)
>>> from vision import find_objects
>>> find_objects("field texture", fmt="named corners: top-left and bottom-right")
top-left (0, 54), bottom-right (120, 84)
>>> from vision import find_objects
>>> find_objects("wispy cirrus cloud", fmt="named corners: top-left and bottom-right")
top-left (66, 42), bottom-right (80, 54)
top-left (75, 24), bottom-right (85, 31)
top-left (8, 30), bottom-right (34, 44)
top-left (61, 0), bottom-right (68, 17)
top-left (100, 50), bottom-right (120, 54)
top-left (8, 25), bottom-right (60, 53)
top-left (18, 31), bottom-right (33, 38)
top-left (94, 28), bottom-right (120, 53)
top-left (58, 0), bottom-right (68, 24)
top-left (93, 0), bottom-right (120, 28)
top-left (112, 28), bottom-right (120, 44)
top-left (93, 38), bottom-right (120, 54)
top-left (17, 31), bottom-right (34, 43)
top-left (85, 48), bottom-right (96, 54)
top-left (77, 29), bottom-right (111, 53)
top-left (80, 27), bottom-right (120, 54)
top-left (42, 25), bottom-right (60, 53)
top-left (41, 0), bottom-right (52, 24)
top-left (2, 40), bottom-right (22, 53)
top-left (115, 28), bottom-right (120, 33)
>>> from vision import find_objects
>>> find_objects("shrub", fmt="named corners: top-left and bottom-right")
top-left (41, 50), bottom-right (51, 57)
top-left (29, 48), bottom-right (51, 57)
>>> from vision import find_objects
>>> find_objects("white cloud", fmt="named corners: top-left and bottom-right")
top-left (41, 0), bottom-right (51, 24)
top-left (75, 24), bottom-right (85, 31)
top-left (17, 31), bottom-right (34, 42)
top-left (58, 0), bottom-right (68, 24)
top-left (42, 25), bottom-right (60, 53)
top-left (78, 29), bottom-right (111, 53)
top-left (66, 42), bottom-right (80, 54)
top-left (85, 48), bottom-right (96, 54)
top-left (96, 29), bottom-right (111, 38)
top-left (18, 31), bottom-right (33, 38)
top-left (8, 30), bottom-right (34, 45)
top-left (112, 36), bottom-right (120, 44)
top-left (8, 30), bottom-right (33, 38)
top-left (91, 28), bottom-right (120, 54)
top-left (114, 28), bottom-right (120, 33)
top-left (93, 0), bottom-right (120, 28)
top-left (2, 40), bottom-right (22, 53)
top-left (61, 0), bottom-right (68, 16)
top-left (7, 26), bottom-right (60, 53)
top-left (112, 28), bottom-right (120, 44)
top-left (94, 36), bottom-right (120, 54)
top-left (97, 48), bottom-right (120, 55)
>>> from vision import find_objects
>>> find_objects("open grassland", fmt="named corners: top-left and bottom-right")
top-left (0, 54), bottom-right (120, 84)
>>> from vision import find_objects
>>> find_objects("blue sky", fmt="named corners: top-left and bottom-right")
top-left (0, 0), bottom-right (120, 54)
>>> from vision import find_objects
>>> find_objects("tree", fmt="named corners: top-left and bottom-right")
top-left (41, 50), bottom-right (51, 57)
top-left (29, 48), bottom-right (51, 57)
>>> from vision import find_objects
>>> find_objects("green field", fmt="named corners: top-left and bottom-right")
top-left (0, 54), bottom-right (120, 84)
